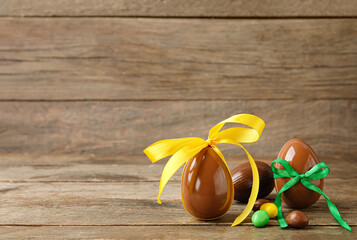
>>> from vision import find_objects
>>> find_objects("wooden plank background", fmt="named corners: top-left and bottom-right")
top-left (0, 100), bottom-right (355, 158)
top-left (0, 18), bottom-right (356, 101)
top-left (0, 226), bottom-right (352, 240)
top-left (0, 1), bottom-right (356, 239)
top-left (0, 17), bottom-right (356, 159)
top-left (1, 0), bottom-right (357, 17)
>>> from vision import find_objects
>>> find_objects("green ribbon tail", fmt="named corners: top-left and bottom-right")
top-left (274, 191), bottom-right (288, 228)
top-left (301, 179), bottom-right (351, 231)
top-left (274, 176), bottom-right (300, 229)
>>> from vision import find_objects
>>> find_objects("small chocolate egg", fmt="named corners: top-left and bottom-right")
top-left (231, 161), bottom-right (274, 203)
top-left (274, 139), bottom-right (323, 208)
top-left (286, 210), bottom-right (309, 228)
top-left (253, 199), bottom-right (271, 212)
top-left (181, 146), bottom-right (234, 220)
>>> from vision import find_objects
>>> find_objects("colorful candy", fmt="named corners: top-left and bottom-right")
top-left (251, 210), bottom-right (270, 227)
top-left (260, 203), bottom-right (278, 218)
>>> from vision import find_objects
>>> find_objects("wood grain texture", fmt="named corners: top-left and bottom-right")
top-left (0, 18), bottom-right (356, 100)
top-left (0, 100), bottom-right (355, 158)
top-left (0, 157), bottom-right (354, 238)
top-left (0, 196), bottom-right (354, 226)
top-left (0, 0), bottom-right (357, 17)
top-left (1, 1), bottom-right (356, 238)
top-left (0, 157), bottom-right (354, 202)
top-left (0, 179), bottom-right (354, 201)
top-left (0, 158), bottom-right (354, 182)
top-left (0, 226), bottom-right (354, 240)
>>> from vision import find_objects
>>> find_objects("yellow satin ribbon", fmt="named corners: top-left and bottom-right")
top-left (144, 114), bottom-right (265, 226)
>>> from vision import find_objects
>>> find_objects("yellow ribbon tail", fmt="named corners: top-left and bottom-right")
top-left (230, 142), bottom-right (259, 226)
top-left (155, 141), bottom-right (207, 204)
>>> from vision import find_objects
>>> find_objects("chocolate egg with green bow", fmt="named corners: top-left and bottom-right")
top-left (274, 139), bottom-right (324, 208)
top-left (181, 146), bottom-right (234, 219)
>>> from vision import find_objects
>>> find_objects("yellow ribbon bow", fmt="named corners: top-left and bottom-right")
top-left (144, 114), bottom-right (265, 226)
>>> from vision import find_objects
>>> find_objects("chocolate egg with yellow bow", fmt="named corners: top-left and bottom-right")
top-left (144, 113), bottom-right (265, 226)
top-left (181, 146), bottom-right (234, 219)
top-left (274, 139), bottom-right (324, 208)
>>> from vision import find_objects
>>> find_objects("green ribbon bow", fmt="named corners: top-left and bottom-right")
top-left (271, 158), bottom-right (351, 231)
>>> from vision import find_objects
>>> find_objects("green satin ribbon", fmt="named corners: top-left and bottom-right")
top-left (271, 158), bottom-right (351, 231)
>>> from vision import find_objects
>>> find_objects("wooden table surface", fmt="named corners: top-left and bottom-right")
top-left (0, 155), bottom-right (354, 239)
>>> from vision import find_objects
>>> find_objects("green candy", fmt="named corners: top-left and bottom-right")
top-left (252, 210), bottom-right (269, 227)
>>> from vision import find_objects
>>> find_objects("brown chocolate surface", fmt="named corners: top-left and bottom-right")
top-left (181, 146), bottom-right (234, 220)
top-left (231, 161), bottom-right (274, 203)
top-left (286, 210), bottom-right (309, 228)
top-left (253, 199), bottom-right (271, 212)
top-left (275, 139), bottom-right (323, 209)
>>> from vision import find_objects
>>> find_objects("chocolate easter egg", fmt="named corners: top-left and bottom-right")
top-left (274, 139), bottom-right (323, 208)
top-left (181, 146), bottom-right (234, 219)
top-left (286, 210), bottom-right (309, 228)
top-left (231, 161), bottom-right (274, 203)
